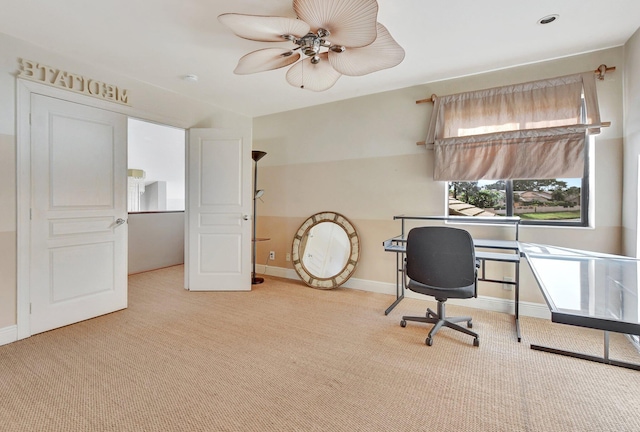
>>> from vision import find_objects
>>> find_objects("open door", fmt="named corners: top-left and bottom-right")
top-left (29, 94), bottom-right (128, 335)
top-left (186, 128), bottom-right (252, 291)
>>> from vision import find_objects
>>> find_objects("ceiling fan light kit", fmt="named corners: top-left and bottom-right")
top-left (218, 0), bottom-right (405, 91)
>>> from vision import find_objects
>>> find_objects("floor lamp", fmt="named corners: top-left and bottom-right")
top-left (252, 150), bottom-right (267, 284)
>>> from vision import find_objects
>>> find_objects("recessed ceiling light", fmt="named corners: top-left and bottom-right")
top-left (183, 74), bottom-right (198, 82)
top-left (538, 14), bottom-right (559, 25)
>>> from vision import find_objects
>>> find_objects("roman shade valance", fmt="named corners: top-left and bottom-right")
top-left (425, 72), bottom-right (601, 181)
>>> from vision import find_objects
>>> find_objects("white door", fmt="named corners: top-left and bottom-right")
top-left (30, 94), bottom-right (128, 335)
top-left (186, 128), bottom-right (252, 291)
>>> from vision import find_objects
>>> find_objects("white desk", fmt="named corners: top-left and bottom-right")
top-left (521, 243), bottom-right (640, 370)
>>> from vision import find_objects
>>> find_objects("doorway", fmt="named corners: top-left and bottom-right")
top-left (16, 79), bottom-right (185, 339)
top-left (127, 118), bottom-right (186, 274)
top-left (17, 79), bottom-right (252, 341)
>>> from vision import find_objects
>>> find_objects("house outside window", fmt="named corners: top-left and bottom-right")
top-left (448, 176), bottom-right (588, 226)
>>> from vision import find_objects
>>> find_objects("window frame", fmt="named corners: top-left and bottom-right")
top-left (446, 141), bottom-right (591, 228)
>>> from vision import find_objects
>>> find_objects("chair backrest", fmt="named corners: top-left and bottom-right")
top-left (406, 226), bottom-right (476, 289)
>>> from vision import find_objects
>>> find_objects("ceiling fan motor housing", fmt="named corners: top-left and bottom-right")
top-left (299, 33), bottom-right (322, 56)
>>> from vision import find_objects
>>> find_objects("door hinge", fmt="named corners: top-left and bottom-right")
top-left (30, 208), bottom-right (32, 220)
top-left (29, 303), bottom-right (32, 314)
top-left (29, 113), bottom-right (32, 125)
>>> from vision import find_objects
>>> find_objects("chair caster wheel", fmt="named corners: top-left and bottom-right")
top-left (467, 320), bottom-right (473, 328)
top-left (400, 320), bottom-right (407, 328)
top-left (473, 338), bottom-right (480, 347)
top-left (425, 337), bottom-right (433, 346)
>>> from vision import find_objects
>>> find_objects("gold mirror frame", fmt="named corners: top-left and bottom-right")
top-left (292, 211), bottom-right (360, 289)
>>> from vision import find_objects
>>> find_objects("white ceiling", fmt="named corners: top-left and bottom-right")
top-left (1, 0), bottom-right (639, 118)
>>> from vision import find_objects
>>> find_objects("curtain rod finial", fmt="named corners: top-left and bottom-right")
top-left (595, 64), bottom-right (615, 80)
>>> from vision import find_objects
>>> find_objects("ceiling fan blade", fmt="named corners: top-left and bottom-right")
top-left (234, 48), bottom-right (301, 75)
top-left (218, 13), bottom-right (311, 42)
top-left (328, 23), bottom-right (404, 76)
top-left (286, 53), bottom-right (342, 91)
top-left (293, 0), bottom-right (378, 48)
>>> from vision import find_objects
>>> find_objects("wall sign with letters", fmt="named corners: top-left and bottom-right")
top-left (18, 58), bottom-right (130, 105)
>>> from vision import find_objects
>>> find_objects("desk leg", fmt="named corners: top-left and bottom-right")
top-left (531, 330), bottom-right (640, 371)
top-left (384, 252), bottom-right (405, 315)
top-left (515, 261), bottom-right (521, 342)
top-left (385, 294), bottom-right (405, 316)
top-left (477, 257), bottom-right (521, 342)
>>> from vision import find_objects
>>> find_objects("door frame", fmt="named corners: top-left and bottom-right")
top-left (16, 79), bottom-right (186, 340)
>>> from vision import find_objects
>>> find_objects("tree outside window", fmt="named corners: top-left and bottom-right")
top-left (448, 178), bottom-right (585, 225)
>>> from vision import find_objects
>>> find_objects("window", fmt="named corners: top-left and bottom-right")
top-left (426, 72), bottom-right (599, 226)
top-left (448, 176), bottom-right (588, 226)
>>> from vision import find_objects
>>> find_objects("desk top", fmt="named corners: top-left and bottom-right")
top-left (393, 215), bottom-right (520, 225)
top-left (383, 236), bottom-right (519, 253)
top-left (521, 243), bottom-right (640, 334)
top-left (382, 237), bottom-right (520, 263)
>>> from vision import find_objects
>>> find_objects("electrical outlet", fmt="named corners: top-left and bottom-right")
top-left (286, 252), bottom-right (291, 262)
top-left (269, 251), bottom-right (275, 260)
top-left (503, 276), bottom-right (514, 291)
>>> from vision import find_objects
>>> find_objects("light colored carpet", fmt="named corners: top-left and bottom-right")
top-left (1, 265), bottom-right (639, 431)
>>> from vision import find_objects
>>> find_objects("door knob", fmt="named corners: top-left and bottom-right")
top-left (115, 218), bottom-right (127, 226)
top-left (243, 215), bottom-right (250, 220)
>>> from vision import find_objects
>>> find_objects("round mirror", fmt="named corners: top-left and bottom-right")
top-left (292, 212), bottom-right (360, 289)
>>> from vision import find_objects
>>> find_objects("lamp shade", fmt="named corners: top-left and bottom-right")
top-left (252, 150), bottom-right (267, 161)
top-left (127, 169), bottom-right (145, 179)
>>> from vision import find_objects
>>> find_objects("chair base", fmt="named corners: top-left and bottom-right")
top-left (401, 300), bottom-right (479, 347)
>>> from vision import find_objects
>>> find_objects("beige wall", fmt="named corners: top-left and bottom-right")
top-left (0, 32), bottom-right (251, 329)
top-left (623, 28), bottom-right (640, 257)
top-left (0, 132), bottom-right (16, 327)
top-left (254, 47), bottom-right (625, 306)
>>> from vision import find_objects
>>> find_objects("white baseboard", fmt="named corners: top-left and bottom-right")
top-left (256, 265), bottom-right (550, 320)
top-left (0, 325), bottom-right (18, 346)
top-left (261, 264), bottom-right (297, 280)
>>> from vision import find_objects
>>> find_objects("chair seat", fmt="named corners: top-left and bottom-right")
top-left (408, 279), bottom-right (475, 299)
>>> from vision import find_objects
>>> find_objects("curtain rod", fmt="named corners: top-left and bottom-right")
top-left (415, 64), bottom-right (616, 105)
top-left (594, 64), bottom-right (615, 80)
top-left (415, 94), bottom-right (437, 104)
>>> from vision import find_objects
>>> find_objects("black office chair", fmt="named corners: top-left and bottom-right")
top-left (400, 226), bottom-right (480, 347)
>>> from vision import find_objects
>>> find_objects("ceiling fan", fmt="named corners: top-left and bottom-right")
top-left (218, 0), bottom-right (405, 91)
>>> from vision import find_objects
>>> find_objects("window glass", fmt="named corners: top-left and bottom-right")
top-left (513, 178), bottom-right (581, 222)
top-left (449, 181), bottom-right (506, 217)
top-left (448, 178), bottom-right (584, 224)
